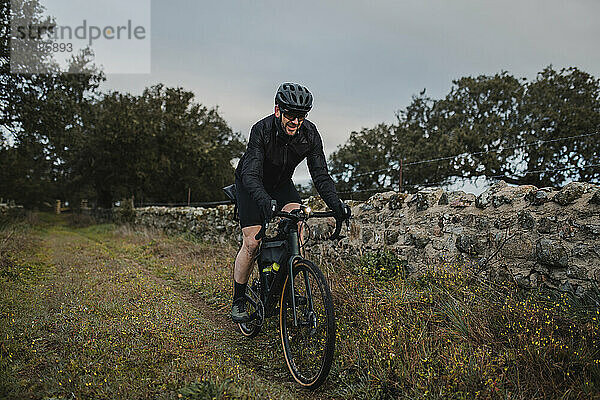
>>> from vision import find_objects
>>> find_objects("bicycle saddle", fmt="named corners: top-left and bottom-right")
top-left (222, 184), bottom-right (237, 203)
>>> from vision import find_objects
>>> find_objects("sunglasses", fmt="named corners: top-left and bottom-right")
top-left (282, 111), bottom-right (307, 121)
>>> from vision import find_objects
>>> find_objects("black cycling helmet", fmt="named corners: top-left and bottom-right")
top-left (275, 82), bottom-right (313, 114)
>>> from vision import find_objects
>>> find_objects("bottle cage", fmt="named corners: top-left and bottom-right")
top-left (222, 184), bottom-right (239, 221)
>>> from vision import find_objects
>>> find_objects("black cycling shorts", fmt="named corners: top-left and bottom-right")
top-left (235, 178), bottom-right (301, 228)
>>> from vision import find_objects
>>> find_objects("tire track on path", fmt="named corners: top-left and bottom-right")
top-left (67, 227), bottom-right (334, 400)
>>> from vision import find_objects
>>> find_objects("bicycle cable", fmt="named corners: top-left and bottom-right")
top-left (299, 220), bottom-right (311, 251)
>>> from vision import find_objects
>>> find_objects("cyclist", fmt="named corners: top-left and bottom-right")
top-left (231, 82), bottom-right (351, 323)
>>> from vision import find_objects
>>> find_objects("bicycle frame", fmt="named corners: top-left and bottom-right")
top-left (259, 218), bottom-right (305, 327)
top-left (286, 223), bottom-right (304, 328)
top-left (250, 206), bottom-right (342, 328)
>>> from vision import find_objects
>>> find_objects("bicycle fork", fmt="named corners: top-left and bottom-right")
top-left (287, 227), bottom-right (316, 328)
top-left (288, 255), bottom-right (301, 327)
top-left (287, 256), bottom-right (318, 328)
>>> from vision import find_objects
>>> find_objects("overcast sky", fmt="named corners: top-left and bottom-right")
top-left (42, 0), bottom-right (600, 190)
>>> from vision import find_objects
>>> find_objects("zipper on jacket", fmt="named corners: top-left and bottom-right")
top-left (277, 142), bottom-right (288, 185)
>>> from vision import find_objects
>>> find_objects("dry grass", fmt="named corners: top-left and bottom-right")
top-left (327, 260), bottom-right (600, 399)
top-left (0, 217), bottom-right (301, 400)
top-left (1, 214), bottom-right (599, 399)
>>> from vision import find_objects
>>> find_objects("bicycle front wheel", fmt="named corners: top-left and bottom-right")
top-left (279, 259), bottom-right (335, 389)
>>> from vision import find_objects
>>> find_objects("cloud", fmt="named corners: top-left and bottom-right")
top-left (91, 0), bottom-right (600, 154)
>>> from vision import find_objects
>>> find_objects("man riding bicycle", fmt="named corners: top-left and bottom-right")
top-left (231, 82), bottom-right (351, 323)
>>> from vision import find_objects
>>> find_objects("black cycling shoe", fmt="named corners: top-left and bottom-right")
top-left (231, 298), bottom-right (250, 323)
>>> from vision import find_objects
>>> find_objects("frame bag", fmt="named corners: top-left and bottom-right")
top-left (258, 239), bottom-right (288, 269)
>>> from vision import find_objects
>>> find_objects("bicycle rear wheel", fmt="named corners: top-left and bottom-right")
top-left (279, 259), bottom-right (335, 389)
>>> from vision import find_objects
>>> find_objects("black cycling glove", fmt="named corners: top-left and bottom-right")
top-left (259, 198), bottom-right (277, 222)
top-left (334, 201), bottom-right (351, 223)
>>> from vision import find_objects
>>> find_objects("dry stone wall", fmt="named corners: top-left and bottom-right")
top-left (0, 203), bottom-right (25, 221)
top-left (135, 205), bottom-right (239, 244)
top-left (132, 181), bottom-right (600, 297)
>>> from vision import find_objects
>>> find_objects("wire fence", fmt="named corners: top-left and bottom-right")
top-left (337, 163), bottom-right (600, 196)
top-left (347, 132), bottom-right (600, 179)
top-left (138, 132), bottom-right (599, 207)
top-left (138, 200), bottom-right (233, 208)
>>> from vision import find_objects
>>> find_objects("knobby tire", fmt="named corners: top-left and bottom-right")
top-left (279, 259), bottom-right (335, 389)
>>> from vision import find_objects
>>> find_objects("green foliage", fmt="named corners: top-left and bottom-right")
top-left (330, 67), bottom-right (600, 192)
top-left (113, 199), bottom-right (136, 224)
top-left (1, 0), bottom-right (104, 208)
top-left (1, 2), bottom-right (243, 209)
top-left (358, 250), bottom-right (408, 281)
top-left (335, 262), bottom-right (600, 399)
top-left (70, 85), bottom-right (244, 207)
top-left (330, 124), bottom-right (398, 196)
top-left (177, 379), bottom-right (232, 400)
top-left (518, 66), bottom-right (600, 186)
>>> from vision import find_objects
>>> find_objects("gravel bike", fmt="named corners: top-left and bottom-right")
top-left (223, 186), bottom-right (344, 389)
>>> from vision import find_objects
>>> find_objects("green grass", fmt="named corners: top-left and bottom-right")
top-left (1, 213), bottom-right (599, 399)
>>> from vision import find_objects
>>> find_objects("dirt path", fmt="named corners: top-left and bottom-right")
top-left (1, 222), bottom-right (335, 399)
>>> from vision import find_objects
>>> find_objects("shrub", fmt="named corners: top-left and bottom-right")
top-left (177, 379), bottom-right (232, 400)
top-left (114, 198), bottom-right (136, 224)
top-left (358, 249), bottom-right (408, 281)
top-left (67, 213), bottom-right (97, 227)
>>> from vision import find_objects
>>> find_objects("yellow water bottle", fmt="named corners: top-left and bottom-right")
top-left (263, 262), bottom-right (280, 273)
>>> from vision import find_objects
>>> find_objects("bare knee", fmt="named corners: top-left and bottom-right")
top-left (241, 226), bottom-right (262, 258)
top-left (242, 236), bottom-right (260, 257)
top-left (282, 202), bottom-right (300, 213)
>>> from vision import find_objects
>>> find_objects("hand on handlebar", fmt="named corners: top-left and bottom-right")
top-left (329, 202), bottom-right (351, 240)
top-left (328, 202), bottom-right (350, 241)
top-left (255, 199), bottom-right (277, 240)
top-left (253, 202), bottom-right (350, 241)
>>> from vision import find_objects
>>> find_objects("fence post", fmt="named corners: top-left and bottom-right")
top-left (188, 188), bottom-right (191, 206)
top-left (399, 159), bottom-right (403, 193)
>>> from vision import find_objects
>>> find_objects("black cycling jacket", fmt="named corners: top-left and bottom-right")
top-left (235, 113), bottom-right (342, 214)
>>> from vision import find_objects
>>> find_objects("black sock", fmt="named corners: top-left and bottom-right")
top-left (233, 281), bottom-right (247, 301)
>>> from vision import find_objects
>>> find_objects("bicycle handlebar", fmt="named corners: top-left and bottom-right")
top-left (254, 208), bottom-right (347, 241)
top-left (304, 211), bottom-right (344, 241)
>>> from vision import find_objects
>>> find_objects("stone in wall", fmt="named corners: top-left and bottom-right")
top-left (518, 210), bottom-right (535, 230)
top-left (0, 203), bottom-right (25, 220)
top-left (536, 239), bottom-right (570, 268)
top-left (526, 188), bottom-right (553, 206)
top-left (538, 216), bottom-right (558, 234)
top-left (553, 182), bottom-right (588, 205)
top-left (476, 181), bottom-right (507, 208)
top-left (408, 188), bottom-right (444, 211)
top-left (440, 191), bottom-right (476, 208)
top-left (590, 190), bottom-right (600, 205)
